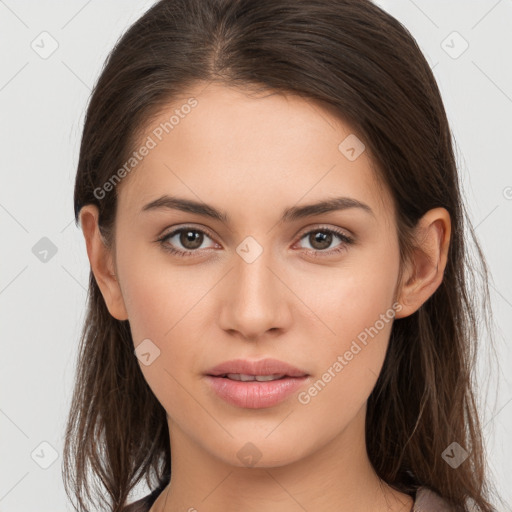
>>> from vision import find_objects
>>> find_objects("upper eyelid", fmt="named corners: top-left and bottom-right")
top-left (160, 224), bottom-right (218, 242)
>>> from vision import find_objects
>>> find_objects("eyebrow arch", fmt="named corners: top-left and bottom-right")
top-left (141, 195), bottom-right (374, 223)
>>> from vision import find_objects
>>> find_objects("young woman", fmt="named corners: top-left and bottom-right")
top-left (63, 0), bottom-right (502, 511)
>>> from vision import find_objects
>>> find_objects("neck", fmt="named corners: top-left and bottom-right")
top-left (151, 405), bottom-right (413, 512)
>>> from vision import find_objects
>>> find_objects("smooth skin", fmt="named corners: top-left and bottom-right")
top-left (80, 82), bottom-right (451, 512)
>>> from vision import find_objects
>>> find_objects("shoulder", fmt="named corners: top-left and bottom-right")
top-left (413, 486), bottom-right (456, 512)
top-left (120, 484), bottom-right (166, 512)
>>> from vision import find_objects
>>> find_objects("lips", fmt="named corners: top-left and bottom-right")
top-left (204, 358), bottom-right (310, 408)
top-left (206, 358), bottom-right (309, 378)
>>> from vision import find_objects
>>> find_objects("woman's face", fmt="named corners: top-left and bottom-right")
top-left (109, 82), bottom-right (404, 467)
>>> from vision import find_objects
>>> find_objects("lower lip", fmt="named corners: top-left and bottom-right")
top-left (205, 375), bottom-right (309, 409)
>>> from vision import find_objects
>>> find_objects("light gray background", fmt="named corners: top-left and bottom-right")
top-left (0, 1), bottom-right (511, 511)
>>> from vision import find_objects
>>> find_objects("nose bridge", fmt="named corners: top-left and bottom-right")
top-left (237, 250), bottom-right (273, 301)
top-left (219, 236), bottom-right (289, 338)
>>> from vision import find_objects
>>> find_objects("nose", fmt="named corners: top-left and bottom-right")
top-left (218, 247), bottom-right (292, 341)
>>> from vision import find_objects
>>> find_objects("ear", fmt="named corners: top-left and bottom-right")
top-left (394, 207), bottom-right (451, 319)
top-left (79, 205), bottom-right (129, 321)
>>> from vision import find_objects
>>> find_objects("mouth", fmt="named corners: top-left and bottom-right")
top-left (204, 358), bottom-right (310, 409)
top-left (211, 373), bottom-right (291, 382)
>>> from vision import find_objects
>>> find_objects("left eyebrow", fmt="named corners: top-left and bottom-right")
top-left (141, 194), bottom-right (375, 224)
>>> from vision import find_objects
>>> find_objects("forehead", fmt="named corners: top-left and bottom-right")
top-left (117, 81), bottom-right (393, 227)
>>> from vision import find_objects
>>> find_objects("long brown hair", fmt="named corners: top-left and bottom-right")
top-left (64, 0), bottom-right (503, 510)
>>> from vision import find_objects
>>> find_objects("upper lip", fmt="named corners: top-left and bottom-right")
top-left (206, 358), bottom-right (309, 377)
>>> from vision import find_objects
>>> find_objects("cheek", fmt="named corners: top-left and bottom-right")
top-left (294, 298), bottom-right (396, 443)
top-left (295, 243), bottom-right (400, 419)
top-left (115, 241), bottom-right (214, 398)
top-left (119, 263), bottom-right (199, 416)
top-left (116, 237), bottom-right (200, 342)
top-left (295, 238), bottom-right (400, 348)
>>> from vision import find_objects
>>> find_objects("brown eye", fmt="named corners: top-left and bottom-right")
top-left (308, 231), bottom-right (333, 250)
top-left (296, 227), bottom-right (354, 256)
top-left (178, 229), bottom-right (203, 250)
top-left (158, 227), bottom-right (217, 256)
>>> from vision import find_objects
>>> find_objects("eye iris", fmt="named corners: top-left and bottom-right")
top-left (180, 230), bottom-right (203, 250)
top-left (310, 231), bottom-right (332, 250)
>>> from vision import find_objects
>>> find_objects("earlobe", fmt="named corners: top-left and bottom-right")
top-left (394, 207), bottom-right (451, 319)
top-left (79, 205), bottom-right (129, 321)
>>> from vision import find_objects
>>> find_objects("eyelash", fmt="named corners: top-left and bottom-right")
top-left (156, 225), bottom-right (354, 258)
